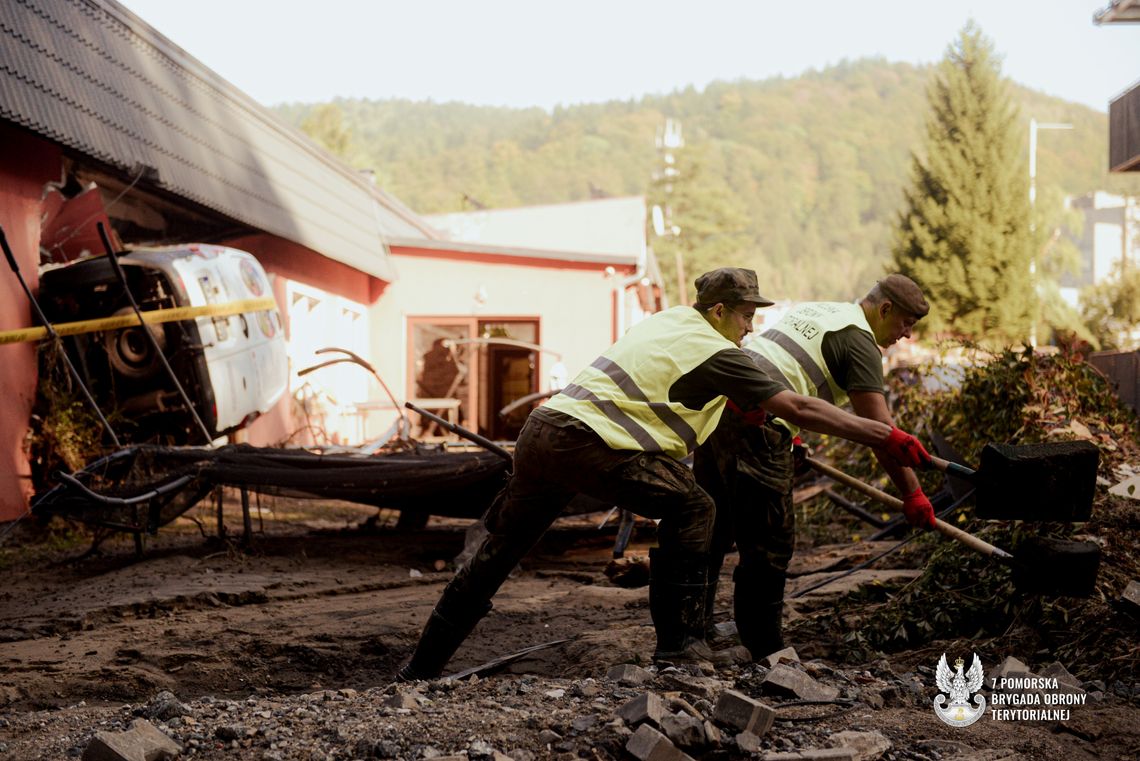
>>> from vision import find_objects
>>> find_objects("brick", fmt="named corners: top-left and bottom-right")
top-left (761, 664), bottom-right (840, 701)
top-left (660, 712), bottom-right (705, 748)
top-left (607, 663), bottom-right (654, 686)
top-left (618, 692), bottom-right (667, 727)
top-left (656, 673), bottom-right (721, 701)
top-left (761, 750), bottom-right (856, 760)
top-left (765, 646), bottom-right (800, 668)
top-left (82, 719), bottom-right (181, 761)
top-left (625, 724), bottom-right (695, 761)
top-left (828, 730), bottom-right (891, 761)
top-left (713, 689), bottom-right (776, 736)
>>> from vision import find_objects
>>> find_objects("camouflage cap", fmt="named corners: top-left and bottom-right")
top-left (694, 267), bottom-right (775, 307)
top-left (877, 273), bottom-right (930, 318)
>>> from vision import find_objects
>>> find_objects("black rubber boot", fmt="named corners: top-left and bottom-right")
top-left (733, 564), bottom-right (787, 661)
top-left (649, 547), bottom-right (715, 663)
top-left (704, 552), bottom-right (727, 642)
top-left (395, 601), bottom-right (492, 681)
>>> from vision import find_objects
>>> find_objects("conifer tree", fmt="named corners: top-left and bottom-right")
top-left (892, 23), bottom-right (1033, 343)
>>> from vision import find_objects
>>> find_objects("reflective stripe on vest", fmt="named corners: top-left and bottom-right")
top-left (544, 306), bottom-right (734, 458)
top-left (746, 301), bottom-right (876, 413)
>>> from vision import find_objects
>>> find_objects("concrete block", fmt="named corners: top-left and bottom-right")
top-left (618, 692), bottom-right (667, 728)
top-left (625, 724), bottom-right (694, 761)
top-left (761, 664), bottom-right (840, 701)
top-left (765, 646), bottom-right (800, 668)
top-left (607, 663), bottom-right (654, 686)
top-left (660, 712), bottom-right (705, 748)
top-left (657, 673), bottom-right (721, 701)
top-left (713, 689), bottom-right (776, 736)
top-left (761, 750), bottom-right (856, 760)
top-left (828, 730), bottom-right (891, 761)
top-left (83, 719), bottom-right (181, 761)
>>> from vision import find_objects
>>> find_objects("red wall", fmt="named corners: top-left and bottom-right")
top-left (0, 125), bottom-right (62, 522)
top-left (222, 233), bottom-right (386, 447)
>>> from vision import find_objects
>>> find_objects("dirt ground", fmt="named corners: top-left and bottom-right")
top-left (0, 496), bottom-right (1137, 760)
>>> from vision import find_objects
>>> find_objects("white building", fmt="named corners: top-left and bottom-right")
top-left (1060, 191), bottom-right (1139, 308)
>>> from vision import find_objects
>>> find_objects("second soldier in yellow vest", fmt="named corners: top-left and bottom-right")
top-left (694, 274), bottom-right (932, 662)
top-left (397, 268), bottom-right (932, 680)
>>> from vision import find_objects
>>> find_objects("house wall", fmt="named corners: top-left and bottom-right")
top-left (362, 245), bottom-right (633, 438)
top-left (0, 124), bottom-right (62, 522)
top-left (221, 233), bottom-right (386, 447)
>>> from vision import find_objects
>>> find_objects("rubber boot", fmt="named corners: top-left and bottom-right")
top-left (649, 547), bottom-right (716, 663)
top-left (733, 564), bottom-right (787, 661)
top-left (703, 552), bottom-right (725, 642)
top-left (395, 601), bottom-right (492, 681)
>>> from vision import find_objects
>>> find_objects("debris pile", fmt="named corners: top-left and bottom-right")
top-left (799, 346), bottom-right (1140, 684)
top-left (10, 647), bottom-right (1129, 761)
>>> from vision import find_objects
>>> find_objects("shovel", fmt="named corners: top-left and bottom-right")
top-left (924, 440), bottom-right (1100, 522)
top-left (804, 456), bottom-right (1101, 596)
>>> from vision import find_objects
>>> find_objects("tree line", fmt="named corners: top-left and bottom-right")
top-left (277, 43), bottom-right (1140, 347)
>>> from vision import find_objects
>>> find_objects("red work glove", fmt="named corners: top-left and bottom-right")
top-left (880, 427), bottom-right (932, 469)
top-left (792, 435), bottom-right (812, 476)
top-left (902, 488), bottom-right (935, 529)
top-left (726, 399), bottom-right (767, 426)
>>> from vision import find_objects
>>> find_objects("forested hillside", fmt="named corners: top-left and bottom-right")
top-left (275, 59), bottom-right (1136, 301)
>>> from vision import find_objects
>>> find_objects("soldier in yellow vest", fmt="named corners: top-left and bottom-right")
top-left (397, 268), bottom-right (932, 681)
top-left (694, 274), bottom-right (932, 661)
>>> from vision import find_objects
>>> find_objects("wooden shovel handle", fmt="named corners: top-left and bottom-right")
top-left (803, 456), bottom-right (1012, 561)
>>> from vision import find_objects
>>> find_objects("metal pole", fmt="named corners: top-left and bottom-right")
top-left (1027, 119), bottom-right (1073, 347)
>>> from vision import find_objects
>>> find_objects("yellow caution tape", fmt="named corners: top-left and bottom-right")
top-left (0, 297), bottom-right (279, 345)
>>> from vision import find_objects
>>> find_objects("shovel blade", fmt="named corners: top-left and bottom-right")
top-left (1012, 536), bottom-right (1101, 596)
top-left (975, 441), bottom-right (1100, 522)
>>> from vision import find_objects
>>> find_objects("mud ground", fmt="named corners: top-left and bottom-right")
top-left (0, 496), bottom-right (1137, 760)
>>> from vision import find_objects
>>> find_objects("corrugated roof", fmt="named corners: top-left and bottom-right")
top-left (0, 0), bottom-right (435, 280)
top-left (425, 196), bottom-right (648, 264)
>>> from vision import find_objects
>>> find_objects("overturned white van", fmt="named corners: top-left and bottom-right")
top-left (39, 244), bottom-right (288, 444)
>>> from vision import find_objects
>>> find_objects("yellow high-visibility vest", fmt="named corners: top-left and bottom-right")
top-left (742, 301), bottom-right (875, 435)
top-left (544, 306), bottom-right (735, 459)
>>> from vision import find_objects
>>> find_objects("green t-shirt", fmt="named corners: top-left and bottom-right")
top-left (820, 324), bottom-right (885, 395)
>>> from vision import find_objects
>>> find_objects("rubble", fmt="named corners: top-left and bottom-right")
top-left (81, 718), bottom-right (180, 761)
top-left (625, 724), bottom-right (694, 761)
top-left (1123, 579), bottom-right (1140, 612)
top-left (617, 692), bottom-right (666, 727)
top-left (827, 730), bottom-right (891, 761)
top-left (713, 689), bottom-right (776, 736)
top-left (760, 664), bottom-right (841, 701)
top-left (0, 642), bottom-right (1132, 760)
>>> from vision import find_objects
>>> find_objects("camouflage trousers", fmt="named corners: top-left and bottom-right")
top-left (694, 414), bottom-right (796, 574)
top-left (441, 413), bottom-right (716, 618)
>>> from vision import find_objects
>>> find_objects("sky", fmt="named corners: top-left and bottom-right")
top-left (119, 0), bottom-right (1139, 114)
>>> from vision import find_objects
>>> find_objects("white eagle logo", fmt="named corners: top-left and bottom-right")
top-left (933, 653), bottom-right (986, 727)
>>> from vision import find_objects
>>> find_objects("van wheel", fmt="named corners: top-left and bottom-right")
top-left (106, 307), bottom-right (166, 378)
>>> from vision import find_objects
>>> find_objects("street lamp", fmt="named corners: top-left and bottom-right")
top-left (1028, 118), bottom-right (1073, 346)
